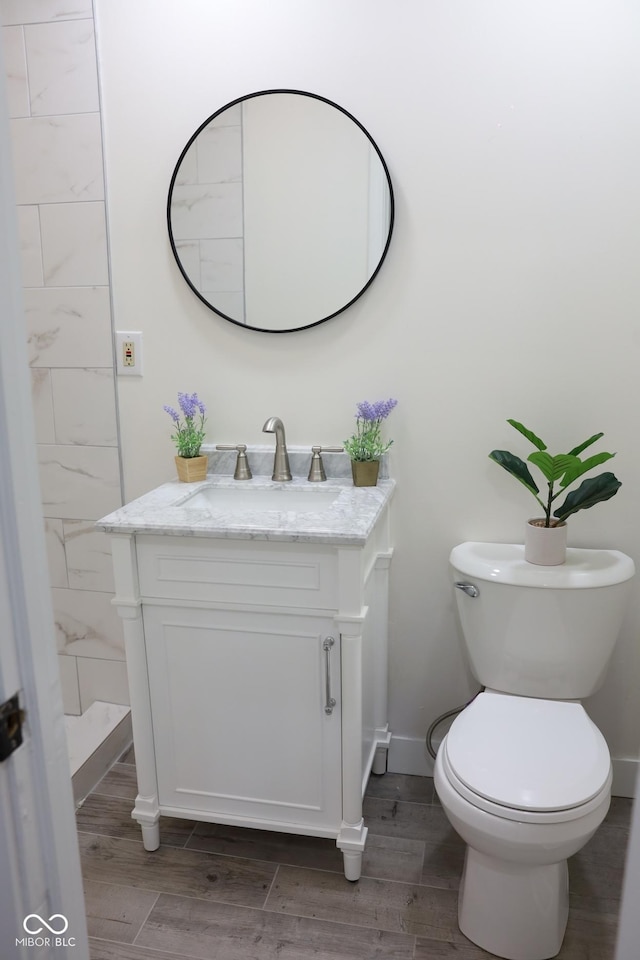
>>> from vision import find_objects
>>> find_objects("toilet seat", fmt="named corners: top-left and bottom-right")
top-left (442, 691), bottom-right (611, 824)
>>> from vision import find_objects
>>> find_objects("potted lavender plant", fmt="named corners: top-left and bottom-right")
top-left (344, 398), bottom-right (397, 487)
top-left (164, 392), bottom-right (208, 482)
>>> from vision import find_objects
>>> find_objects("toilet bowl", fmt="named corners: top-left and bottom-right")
top-left (436, 542), bottom-right (635, 960)
top-left (434, 690), bottom-right (612, 960)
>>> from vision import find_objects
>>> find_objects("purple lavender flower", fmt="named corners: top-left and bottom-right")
top-left (344, 398), bottom-right (398, 462)
top-left (165, 392), bottom-right (208, 459)
top-left (356, 398), bottom-right (397, 422)
top-left (177, 391), bottom-right (207, 420)
top-left (376, 398), bottom-right (398, 420)
top-left (178, 392), bottom-right (196, 419)
top-left (356, 401), bottom-right (376, 421)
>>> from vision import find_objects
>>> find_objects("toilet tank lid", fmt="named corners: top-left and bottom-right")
top-left (450, 541), bottom-right (635, 588)
top-left (445, 692), bottom-right (611, 812)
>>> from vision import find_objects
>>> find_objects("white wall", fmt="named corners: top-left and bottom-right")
top-left (95, 0), bottom-right (640, 788)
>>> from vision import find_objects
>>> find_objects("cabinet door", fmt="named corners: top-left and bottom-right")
top-left (143, 605), bottom-right (342, 834)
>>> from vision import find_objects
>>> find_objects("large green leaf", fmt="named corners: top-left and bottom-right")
top-left (553, 472), bottom-right (621, 521)
top-left (568, 433), bottom-right (604, 458)
top-left (528, 452), bottom-right (579, 483)
top-left (489, 450), bottom-right (540, 495)
top-left (507, 419), bottom-right (547, 451)
top-left (559, 451), bottom-right (616, 488)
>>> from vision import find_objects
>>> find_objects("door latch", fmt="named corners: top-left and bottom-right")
top-left (0, 693), bottom-right (25, 761)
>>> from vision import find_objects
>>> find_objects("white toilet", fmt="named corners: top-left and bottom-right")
top-left (434, 541), bottom-right (635, 960)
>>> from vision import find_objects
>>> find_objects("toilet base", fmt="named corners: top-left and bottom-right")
top-left (458, 846), bottom-right (569, 960)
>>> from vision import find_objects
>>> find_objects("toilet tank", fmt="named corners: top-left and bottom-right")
top-left (450, 541), bottom-right (635, 699)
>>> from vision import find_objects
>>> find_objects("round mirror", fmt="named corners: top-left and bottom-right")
top-left (167, 90), bottom-right (394, 333)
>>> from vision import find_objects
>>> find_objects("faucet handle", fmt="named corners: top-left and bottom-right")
top-left (215, 444), bottom-right (252, 480)
top-left (307, 445), bottom-right (344, 482)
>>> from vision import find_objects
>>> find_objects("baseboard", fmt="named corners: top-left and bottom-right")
top-left (387, 734), bottom-right (435, 778)
top-left (387, 733), bottom-right (638, 799)
top-left (612, 759), bottom-right (639, 799)
top-left (69, 706), bottom-right (132, 804)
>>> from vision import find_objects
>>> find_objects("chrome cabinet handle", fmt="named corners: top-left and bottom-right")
top-left (323, 637), bottom-right (337, 714)
top-left (454, 581), bottom-right (479, 598)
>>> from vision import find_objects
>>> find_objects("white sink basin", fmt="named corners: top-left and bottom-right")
top-left (181, 484), bottom-right (340, 514)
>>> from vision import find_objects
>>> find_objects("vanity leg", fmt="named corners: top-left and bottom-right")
top-left (338, 624), bottom-right (368, 881)
top-left (132, 795), bottom-right (161, 851)
top-left (140, 819), bottom-right (160, 851)
top-left (342, 850), bottom-right (363, 882)
top-left (113, 571), bottom-right (161, 852)
top-left (372, 744), bottom-right (388, 775)
top-left (337, 821), bottom-right (367, 882)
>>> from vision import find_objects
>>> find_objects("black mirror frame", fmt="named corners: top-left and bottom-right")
top-left (167, 89), bottom-right (395, 334)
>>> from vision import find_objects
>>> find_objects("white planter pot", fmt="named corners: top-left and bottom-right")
top-left (524, 519), bottom-right (567, 565)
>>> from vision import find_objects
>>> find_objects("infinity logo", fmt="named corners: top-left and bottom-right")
top-left (23, 914), bottom-right (69, 935)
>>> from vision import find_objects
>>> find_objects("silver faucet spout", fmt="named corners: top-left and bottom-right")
top-left (262, 417), bottom-right (292, 481)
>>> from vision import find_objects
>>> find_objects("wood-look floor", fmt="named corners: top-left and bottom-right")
top-left (78, 746), bottom-right (630, 959)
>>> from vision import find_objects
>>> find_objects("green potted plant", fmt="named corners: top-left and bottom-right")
top-left (164, 392), bottom-right (208, 482)
top-left (344, 398), bottom-right (397, 487)
top-left (489, 419), bottom-right (621, 565)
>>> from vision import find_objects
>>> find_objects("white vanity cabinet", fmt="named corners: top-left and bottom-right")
top-left (106, 492), bottom-right (393, 881)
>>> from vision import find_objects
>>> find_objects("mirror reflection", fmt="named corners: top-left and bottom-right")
top-left (167, 90), bottom-right (394, 333)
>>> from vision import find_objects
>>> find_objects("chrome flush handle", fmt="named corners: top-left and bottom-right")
top-left (454, 581), bottom-right (480, 598)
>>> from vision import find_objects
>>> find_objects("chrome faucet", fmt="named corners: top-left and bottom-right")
top-left (262, 417), bottom-right (292, 481)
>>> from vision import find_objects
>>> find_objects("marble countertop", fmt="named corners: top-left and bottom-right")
top-left (97, 472), bottom-right (395, 545)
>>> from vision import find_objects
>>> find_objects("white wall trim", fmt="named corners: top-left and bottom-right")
top-left (388, 734), bottom-right (434, 778)
top-left (387, 734), bottom-right (638, 799)
top-left (612, 759), bottom-right (639, 800)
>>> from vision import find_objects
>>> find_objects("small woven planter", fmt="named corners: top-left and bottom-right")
top-left (175, 455), bottom-right (208, 483)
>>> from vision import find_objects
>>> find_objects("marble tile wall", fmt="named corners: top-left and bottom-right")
top-left (2, 0), bottom-right (126, 714)
top-left (171, 106), bottom-right (245, 323)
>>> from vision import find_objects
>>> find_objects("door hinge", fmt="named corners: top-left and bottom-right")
top-left (0, 693), bottom-right (25, 761)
